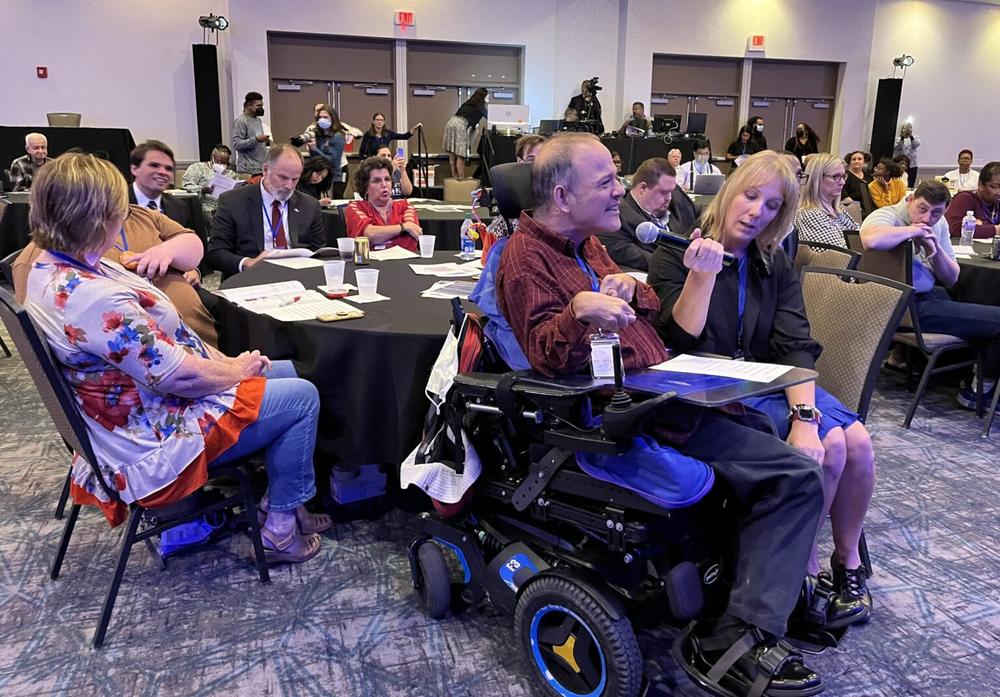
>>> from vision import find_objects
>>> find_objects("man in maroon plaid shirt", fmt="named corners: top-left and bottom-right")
top-left (496, 132), bottom-right (827, 697)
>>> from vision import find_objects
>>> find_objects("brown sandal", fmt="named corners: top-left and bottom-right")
top-left (260, 528), bottom-right (322, 565)
top-left (257, 501), bottom-right (333, 536)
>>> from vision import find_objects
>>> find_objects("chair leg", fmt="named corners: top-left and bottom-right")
top-left (54, 469), bottom-right (71, 520)
top-left (982, 382), bottom-right (1000, 438)
top-left (50, 504), bottom-right (81, 580)
top-left (903, 352), bottom-right (941, 428)
top-left (859, 529), bottom-right (873, 579)
top-left (0, 335), bottom-right (10, 358)
top-left (93, 508), bottom-right (142, 649)
top-left (238, 473), bottom-right (271, 585)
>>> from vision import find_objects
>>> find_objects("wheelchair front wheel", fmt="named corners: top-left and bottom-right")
top-left (415, 541), bottom-right (451, 619)
top-left (514, 575), bottom-right (642, 697)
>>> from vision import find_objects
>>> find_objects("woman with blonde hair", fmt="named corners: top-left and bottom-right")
top-left (795, 152), bottom-right (859, 247)
top-left (648, 149), bottom-right (875, 632)
top-left (22, 153), bottom-right (329, 563)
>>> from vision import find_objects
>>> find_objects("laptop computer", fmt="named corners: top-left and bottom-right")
top-left (692, 173), bottom-right (725, 195)
top-left (538, 119), bottom-right (562, 136)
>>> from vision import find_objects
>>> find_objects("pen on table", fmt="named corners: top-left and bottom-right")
top-left (278, 295), bottom-right (301, 307)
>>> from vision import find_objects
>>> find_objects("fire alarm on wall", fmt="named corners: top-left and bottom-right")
top-left (36, 66), bottom-right (48, 79)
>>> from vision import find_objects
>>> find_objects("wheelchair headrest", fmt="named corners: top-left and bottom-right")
top-left (489, 162), bottom-right (534, 220)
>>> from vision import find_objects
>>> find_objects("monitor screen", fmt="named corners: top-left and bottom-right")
top-left (687, 112), bottom-right (707, 134)
top-left (652, 114), bottom-right (682, 133)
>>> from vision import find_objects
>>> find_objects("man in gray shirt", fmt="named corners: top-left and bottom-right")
top-left (232, 91), bottom-right (271, 175)
top-left (861, 179), bottom-right (1000, 408)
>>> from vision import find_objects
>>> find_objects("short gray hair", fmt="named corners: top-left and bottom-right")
top-left (25, 132), bottom-right (47, 146)
top-left (530, 132), bottom-right (600, 211)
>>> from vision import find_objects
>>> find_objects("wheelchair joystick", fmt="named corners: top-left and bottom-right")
top-left (607, 342), bottom-right (632, 411)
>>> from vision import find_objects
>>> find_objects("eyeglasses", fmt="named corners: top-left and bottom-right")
top-left (824, 173), bottom-right (847, 182)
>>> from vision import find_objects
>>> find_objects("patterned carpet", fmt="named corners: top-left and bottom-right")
top-left (0, 317), bottom-right (997, 697)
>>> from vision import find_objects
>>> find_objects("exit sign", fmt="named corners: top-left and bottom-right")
top-left (395, 10), bottom-right (415, 28)
top-left (747, 34), bottom-right (766, 52)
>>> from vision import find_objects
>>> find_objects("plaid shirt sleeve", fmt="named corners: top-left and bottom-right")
top-left (9, 159), bottom-right (30, 191)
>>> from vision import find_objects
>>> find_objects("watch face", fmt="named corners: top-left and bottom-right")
top-left (798, 406), bottom-right (815, 420)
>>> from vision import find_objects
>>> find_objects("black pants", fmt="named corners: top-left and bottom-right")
top-left (906, 166), bottom-right (918, 189)
top-left (678, 408), bottom-right (824, 637)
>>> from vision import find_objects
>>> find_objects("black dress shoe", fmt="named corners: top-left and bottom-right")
top-left (830, 559), bottom-right (872, 626)
top-left (790, 573), bottom-right (866, 634)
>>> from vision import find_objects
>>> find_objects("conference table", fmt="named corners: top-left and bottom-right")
top-left (317, 203), bottom-right (491, 251)
top-left (953, 239), bottom-right (1000, 306)
top-left (0, 126), bottom-right (135, 176)
top-left (215, 251), bottom-right (478, 467)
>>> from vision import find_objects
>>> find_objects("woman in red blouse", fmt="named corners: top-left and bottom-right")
top-left (344, 156), bottom-right (422, 252)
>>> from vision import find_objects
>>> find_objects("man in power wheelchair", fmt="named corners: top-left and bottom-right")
top-left (402, 134), bottom-right (829, 697)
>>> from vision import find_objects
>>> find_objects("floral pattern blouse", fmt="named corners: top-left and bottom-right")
top-left (25, 259), bottom-right (262, 517)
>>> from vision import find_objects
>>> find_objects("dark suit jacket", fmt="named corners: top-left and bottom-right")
top-left (207, 184), bottom-right (325, 279)
top-left (129, 188), bottom-right (208, 247)
top-left (597, 190), bottom-right (703, 271)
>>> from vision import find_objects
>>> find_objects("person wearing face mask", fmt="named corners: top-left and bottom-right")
top-left (676, 139), bottom-right (722, 192)
top-left (291, 104), bottom-right (347, 197)
top-left (207, 145), bottom-right (326, 280)
top-left (232, 91), bottom-right (271, 175)
top-left (784, 123), bottom-right (820, 165)
top-left (182, 144), bottom-right (241, 215)
top-left (892, 122), bottom-right (921, 188)
top-left (746, 115), bottom-right (767, 151)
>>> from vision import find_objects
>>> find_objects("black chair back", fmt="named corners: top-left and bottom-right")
top-left (489, 162), bottom-right (534, 221)
top-left (0, 248), bottom-right (21, 289)
top-left (843, 230), bottom-right (864, 254)
top-left (0, 288), bottom-right (120, 503)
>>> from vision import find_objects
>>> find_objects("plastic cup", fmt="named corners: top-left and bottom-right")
top-left (355, 268), bottom-right (380, 299)
top-left (337, 237), bottom-right (355, 260)
top-left (418, 235), bottom-right (436, 258)
top-left (323, 260), bottom-right (345, 289)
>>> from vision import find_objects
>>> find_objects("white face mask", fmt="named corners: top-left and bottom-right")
top-left (211, 162), bottom-right (225, 173)
top-left (755, 124), bottom-right (764, 133)
top-left (317, 117), bottom-right (333, 129)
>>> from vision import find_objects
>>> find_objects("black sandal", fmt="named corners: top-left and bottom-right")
top-left (673, 621), bottom-right (824, 697)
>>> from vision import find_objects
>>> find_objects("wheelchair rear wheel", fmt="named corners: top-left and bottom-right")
top-left (514, 575), bottom-right (643, 697)
top-left (415, 541), bottom-right (451, 620)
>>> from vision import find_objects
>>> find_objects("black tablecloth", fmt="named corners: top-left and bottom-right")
top-left (484, 134), bottom-right (696, 175)
top-left (953, 239), bottom-right (1000, 306)
top-left (319, 206), bottom-right (490, 250)
top-left (0, 126), bottom-right (136, 176)
top-left (215, 252), bottom-right (477, 465)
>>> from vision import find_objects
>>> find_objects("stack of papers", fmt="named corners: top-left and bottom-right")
top-left (216, 281), bottom-right (361, 322)
top-left (413, 204), bottom-right (469, 213)
top-left (370, 247), bottom-right (419, 261)
top-left (265, 257), bottom-right (326, 269)
top-left (409, 261), bottom-right (482, 277)
top-left (952, 245), bottom-right (978, 259)
top-left (421, 280), bottom-right (478, 299)
top-left (649, 354), bottom-right (792, 383)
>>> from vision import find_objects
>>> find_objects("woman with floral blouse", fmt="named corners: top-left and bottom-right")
top-left (23, 153), bottom-right (328, 564)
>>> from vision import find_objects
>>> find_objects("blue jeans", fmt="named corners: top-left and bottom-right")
top-left (915, 287), bottom-right (1000, 378)
top-left (212, 360), bottom-right (320, 511)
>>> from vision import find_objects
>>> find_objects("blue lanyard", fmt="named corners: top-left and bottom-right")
top-left (574, 250), bottom-right (600, 292)
top-left (262, 202), bottom-right (285, 246)
top-left (47, 250), bottom-right (105, 275)
top-left (114, 228), bottom-right (128, 253)
top-left (735, 256), bottom-right (748, 358)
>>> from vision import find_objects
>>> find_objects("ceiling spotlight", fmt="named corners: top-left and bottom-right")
top-left (892, 54), bottom-right (914, 68)
top-left (199, 14), bottom-right (229, 31)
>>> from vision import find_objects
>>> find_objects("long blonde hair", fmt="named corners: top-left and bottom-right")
top-left (800, 152), bottom-right (845, 211)
top-left (699, 150), bottom-right (799, 254)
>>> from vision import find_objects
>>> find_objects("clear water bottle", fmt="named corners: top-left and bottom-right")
top-left (960, 210), bottom-right (976, 247)
top-left (459, 212), bottom-right (476, 260)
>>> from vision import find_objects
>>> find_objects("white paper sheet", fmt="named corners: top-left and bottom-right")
top-left (409, 261), bottom-right (481, 277)
top-left (210, 173), bottom-right (240, 197)
top-left (344, 293), bottom-right (390, 304)
top-left (215, 281), bottom-right (305, 304)
top-left (627, 271), bottom-right (648, 284)
top-left (649, 354), bottom-right (792, 383)
top-left (370, 247), bottom-right (419, 261)
top-left (265, 257), bottom-right (326, 269)
top-left (263, 248), bottom-right (314, 259)
top-left (262, 297), bottom-right (359, 322)
top-left (421, 280), bottom-right (478, 299)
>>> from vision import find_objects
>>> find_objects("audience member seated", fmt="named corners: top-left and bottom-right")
top-left (359, 112), bottom-right (421, 159)
top-left (945, 161), bottom-right (1000, 240)
top-left (842, 150), bottom-right (875, 219)
top-left (22, 153), bottom-right (328, 562)
top-left (375, 146), bottom-right (414, 199)
top-left (746, 115), bottom-right (768, 151)
top-left (868, 158), bottom-right (907, 209)
top-left (129, 140), bottom-right (207, 234)
top-left (9, 132), bottom-right (52, 191)
top-left (484, 134), bottom-right (546, 242)
top-left (725, 126), bottom-right (760, 169)
top-left (784, 122), bottom-right (820, 164)
top-left (182, 144), bottom-right (240, 215)
top-left (617, 101), bottom-right (651, 134)
top-left (667, 148), bottom-right (682, 170)
top-left (795, 153), bottom-right (858, 247)
top-left (495, 132), bottom-right (825, 697)
top-left (296, 156), bottom-right (334, 206)
top-left (597, 157), bottom-right (676, 271)
top-left (861, 180), bottom-right (1000, 409)
top-left (232, 91), bottom-right (271, 175)
top-left (207, 145), bottom-right (325, 280)
top-left (676, 138), bottom-right (722, 192)
top-left (943, 149), bottom-right (980, 193)
top-left (649, 149), bottom-right (874, 630)
top-left (13, 203), bottom-right (219, 347)
top-left (344, 156), bottom-right (422, 253)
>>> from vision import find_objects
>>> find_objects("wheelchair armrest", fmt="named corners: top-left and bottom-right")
top-left (600, 391), bottom-right (676, 440)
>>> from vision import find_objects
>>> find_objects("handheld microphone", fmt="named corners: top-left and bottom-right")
top-left (635, 221), bottom-right (735, 267)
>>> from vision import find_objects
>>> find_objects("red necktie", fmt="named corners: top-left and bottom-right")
top-left (271, 200), bottom-right (287, 249)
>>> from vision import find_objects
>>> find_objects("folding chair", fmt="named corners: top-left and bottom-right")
top-left (0, 288), bottom-right (270, 648)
